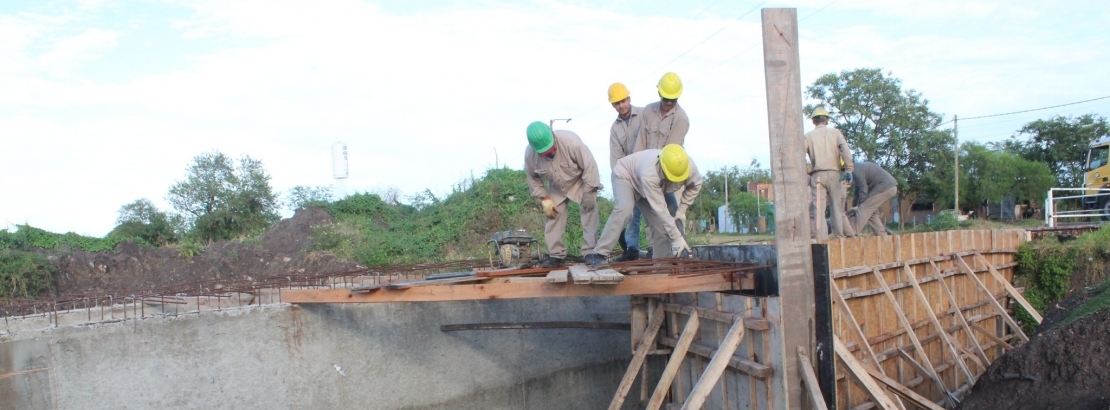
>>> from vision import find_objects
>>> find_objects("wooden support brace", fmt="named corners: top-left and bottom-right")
top-left (871, 268), bottom-right (956, 408)
top-left (609, 304), bottom-right (666, 410)
top-left (832, 280), bottom-right (883, 369)
top-left (929, 261), bottom-right (992, 366)
top-left (834, 337), bottom-right (901, 410)
top-left (647, 312), bottom-right (701, 410)
top-left (969, 323), bottom-right (1014, 351)
top-left (974, 252), bottom-right (1042, 324)
top-left (954, 255), bottom-right (1029, 343)
top-left (902, 264), bottom-right (976, 384)
top-left (679, 316), bottom-right (746, 410)
top-left (798, 347), bottom-right (831, 410)
top-left (866, 367), bottom-right (946, 410)
top-left (896, 349), bottom-right (959, 407)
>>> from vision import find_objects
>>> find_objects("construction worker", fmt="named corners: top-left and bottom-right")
top-left (606, 82), bottom-right (645, 262)
top-left (628, 72), bottom-right (690, 255)
top-left (524, 121), bottom-right (603, 268)
top-left (848, 161), bottom-right (898, 236)
top-left (585, 144), bottom-right (703, 268)
top-left (805, 106), bottom-right (855, 239)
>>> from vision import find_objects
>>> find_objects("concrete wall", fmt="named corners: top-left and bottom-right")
top-left (1, 297), bottom-right (635, 409)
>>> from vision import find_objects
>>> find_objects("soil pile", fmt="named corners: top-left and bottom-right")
top-left (47, 207), bottom-right (356, 295)
top-left (959, 283), bottom-right (1110, 409)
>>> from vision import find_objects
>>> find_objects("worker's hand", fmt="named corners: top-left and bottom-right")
top-left (841, 172), bottom-right (853, 184)
top-left (580, 191), bottom-right (597, 211)
top-left (671, 237), bottom-right (692, 258)
top-left (846, 207), bottom-right (859, 217)
top-left (541, 197), bottom-right (558, 219)
top-left (806, 164), bottom-right (813, 175)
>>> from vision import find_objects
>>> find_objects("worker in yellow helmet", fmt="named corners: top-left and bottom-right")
top-left (585, 144), bottom-right (703, 268)
top-left (805, 106), bottom-right (856, 239)
top-left (524, 121), bottom-right (604, 268)
top-left (607, 82), bottom-right (646, 261)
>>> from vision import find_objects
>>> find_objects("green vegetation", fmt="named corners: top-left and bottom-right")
top-left (688, 163), bottom-right (772, 232)
top-left (0, 224), bottom-right (142, 252)
top-left (1013, 224), bottom-right (1110, 332)
top-left (167, 152), bottom-right (281, 242)
top-left (310, 168), bottom-right (615, 266)
top-left (0, 249), bottom-right (54, 299)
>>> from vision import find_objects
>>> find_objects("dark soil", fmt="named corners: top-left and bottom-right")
top-left (45, 207), bottom-right (357, 295)
top-left (959, 266), bottom-right (1110, 410)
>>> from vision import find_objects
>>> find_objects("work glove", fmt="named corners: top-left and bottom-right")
top-left (841, 172), bottom-right (853, 184)
top-left (541, 197), bottom-right (558, 219)
top-left (580, 190), bottom-right (597, 211)
top-left (846, 207), bottom-right (859, 217)
top-left (671, 237), bottom-right (692, 258)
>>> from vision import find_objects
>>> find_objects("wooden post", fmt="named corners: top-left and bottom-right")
top-left (762, 8), bottom-right (814, 410)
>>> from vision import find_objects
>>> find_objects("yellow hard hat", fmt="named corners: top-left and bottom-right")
top-left (659, 144), bottom-right (690, 182)
top-left (811, 107), bottom-right (830, 118)
top-left (657, 72), bottom-right (683, 99)
top-left (608, 82), bottom-right (630, 103)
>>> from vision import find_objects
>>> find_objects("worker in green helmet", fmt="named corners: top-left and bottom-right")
top-left (524, 121), bottom-right (603, 268)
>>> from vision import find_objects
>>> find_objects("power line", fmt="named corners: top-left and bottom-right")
top-left (939, 95), bottom-right (1110, 126)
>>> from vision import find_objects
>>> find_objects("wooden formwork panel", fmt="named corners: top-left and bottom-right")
top-left (825, 230), bottom-right (1027, 409)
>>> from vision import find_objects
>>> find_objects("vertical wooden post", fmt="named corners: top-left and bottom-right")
top-left (762, 8), bottom-right (813, 410)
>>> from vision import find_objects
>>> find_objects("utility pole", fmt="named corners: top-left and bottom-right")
top-left (954, 115), bottom-right (960, 214)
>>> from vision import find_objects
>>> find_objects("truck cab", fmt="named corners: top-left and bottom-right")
top-left (1084, 135), bottom-right (1110, 219)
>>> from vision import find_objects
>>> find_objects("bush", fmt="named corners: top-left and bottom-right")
top-left (928, 210), bottom-right (959, 231)
top-left (0, 225), bottom-right (130, 253)
top-left (1012, 224), bottom-right (1110, 332)
top-left (0, 249), bottom-right (54, 299)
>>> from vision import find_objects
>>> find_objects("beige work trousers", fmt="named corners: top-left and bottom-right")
top-left (595, 177), bottom-right (676, 258)
top-left (544, 195), bottom-right (599, 259)
top-left (813, 170), bottom-right (851, 239)
top-left (852, 187), bottom-right (897, 236)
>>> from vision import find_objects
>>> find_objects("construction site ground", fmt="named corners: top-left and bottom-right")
top-left (7, 208), bottom-right (1110, 409)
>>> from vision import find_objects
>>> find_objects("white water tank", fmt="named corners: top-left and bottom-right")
top-left (332, 142), bottom-right (348, 179)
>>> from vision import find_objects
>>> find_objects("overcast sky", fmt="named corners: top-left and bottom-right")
top-left (2, 0), bottom-right (1109, 236)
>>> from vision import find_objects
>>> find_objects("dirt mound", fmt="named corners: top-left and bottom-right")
top-left (48, 207), bottom-right (356, 295)
top-left (959, 299), bottom-right (1110, 409)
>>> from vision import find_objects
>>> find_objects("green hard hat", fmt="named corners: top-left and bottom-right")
top-left (527, 121), bottom-right (554, 153)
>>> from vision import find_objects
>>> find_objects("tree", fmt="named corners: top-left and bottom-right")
top-left (167, 152), bottom-right (280, 241)
top-left (727, 191), bottom-right (773, 233)
top-left (285, 185), bottom-right (335, 210)
top-left (805, 68), bottom-right (955, 226)
top-left (959, 142), bottom-right (1056, 211)
top-left (108, 199), bottom-right (177, 246)
top-left (998, 114), bottom-right (1109, 188)
top-left (688, 159), bottom-right (771, 230)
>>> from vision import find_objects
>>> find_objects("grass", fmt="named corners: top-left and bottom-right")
top-left (1055, 278), bottom-right (1110, 329)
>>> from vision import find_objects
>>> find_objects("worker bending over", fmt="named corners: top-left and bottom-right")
top-left (805, 107), bottom-right (855, 239)
top-left (606, 82), bottom-right (645, 261)
top-left (586, 144), bottom-right (703, 268)
top-left (524, 121), bottom-right (603, 268)
top-left (848, 161), bottom-right (898, 236)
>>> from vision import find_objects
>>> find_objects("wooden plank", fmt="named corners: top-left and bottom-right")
top-left (281, 272), bottom-right (739, 303)
top-left (647, 313), bottom-right (701, 410)
top-left (929, 261), bottom-right (991, 366)
top-left (350, 284), bottom-right (381, 293)
top-left (609, 304), bottom-right (667, 410)
top-left (870, 268), bottom-right (955, 407)
top-left (969, 323), bottom-right (1014, 351)
top-left (661, 303), bottom-right (771, 330)
top-left (895, 349), bottom-right (957, 406)
top-left (545, 269), bottom-right (568, 283)
top-left (798, 347), bottom-right (831, 410)
top-left (761, 8), bottom-right (813, 410)
top-left (383, 275), bottom-right (488, 289)
top-left (569, 265), bottom-right (599, 284)
top-left (832, 280), bottom-right (883, 369)
top-left (902, 264), bottom-right (976, 384)
top-left (866, 367), bottom-right (946, 410)
top-left (658, 337), bottom-right (772, 378)
top-left (834, 337), bottom-right (901, 410)
top-left (954, 255), bottom-right (1029, 342)
top-left (475, 267), bottom-right (552, 277)
top-left (975, 252), bottom-right (1042, 324)
top-left (680, 317), bottom-right (747, 410)
top-left (832, 249), bottom-right (1017, 279)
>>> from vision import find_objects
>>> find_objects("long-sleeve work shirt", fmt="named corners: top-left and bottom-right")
top-left (524, 130), bottom-right (602, 204)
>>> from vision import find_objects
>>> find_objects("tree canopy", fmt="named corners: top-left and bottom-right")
top-left (167, 152), bottom-right (280, 241)
top-left (958, 142), bottom-right (1056, 209)
top-left (687, 159), bottom-right (771, 228)
top-left (998, 114), bottom-right (1109, 188)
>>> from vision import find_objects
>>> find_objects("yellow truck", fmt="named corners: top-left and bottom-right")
top-left (1083, 135), bottom-right (1110, 220)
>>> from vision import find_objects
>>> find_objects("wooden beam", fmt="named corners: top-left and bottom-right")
top-left (866, 367), bottom-right (946, 410)
top-left (609, 304), bottom-right (666, 410)
top-left (798, 347), bottom-right (831, 410)
top-left (969, 323), bottom-right (1014, 351)
top-left (280, 273), bottom-right (740, 303)
top-left (834, 337), bottom-right (901, 410)
top-left (871, 268), bottom-right (956, 407)
top-left (831, 249), bottom-right (1016, 278)
top-left (929, 261), bottom-right (992, 366)
top-left (954, 255), bottom-right (1029, 342)
top-left (975, 252), bottom-right (1042, 324)
top-left (762, 9), bottom-right (813, 410)
top-left (895, 349), bottom-right (958, 407)
top-left (832, 280), bottom-right (883, 369)
top-left (902, 264), bottom-right (976, 384)
top-left (661, 303), bottom-right (770, 330)
top-left (658, 337), bottom-right (772, 378)
top-left (680, 317), bottom-right (747, 410)
top-left (383, 275), bottom-right (489, 289)
top-left (839, 261), bottom-right (1017, 300)
top-left (647, 313), bottom-right (701, 410)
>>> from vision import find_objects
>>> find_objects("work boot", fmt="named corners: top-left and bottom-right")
top-left (613, 247), bottom-right (640, 262)
top-left (538, 257), bottom-right (565, 268)
top-left (584, 253), bottom-right (608, 269)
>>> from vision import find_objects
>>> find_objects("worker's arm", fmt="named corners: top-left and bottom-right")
top-left (609, 126), bottom-right (623, 170)
top-left (523, 150), bottom-right (549, 199)
top-left (837, 133), bottom-right (854, 173)
top-left (675, 165), bottom-right (704, 218)
top-left (644, 177), bottom-right (684, 241)
top-left (575, 139), bottom-right (603, 193)
top-left (854, 169), bottom-right (869, 206)
top-left (632, 122), bottom-right (648, 153)
top-left (804, 135), bottom-right (815, 174)
top-left (666, 110), bottom-right (690, 147)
